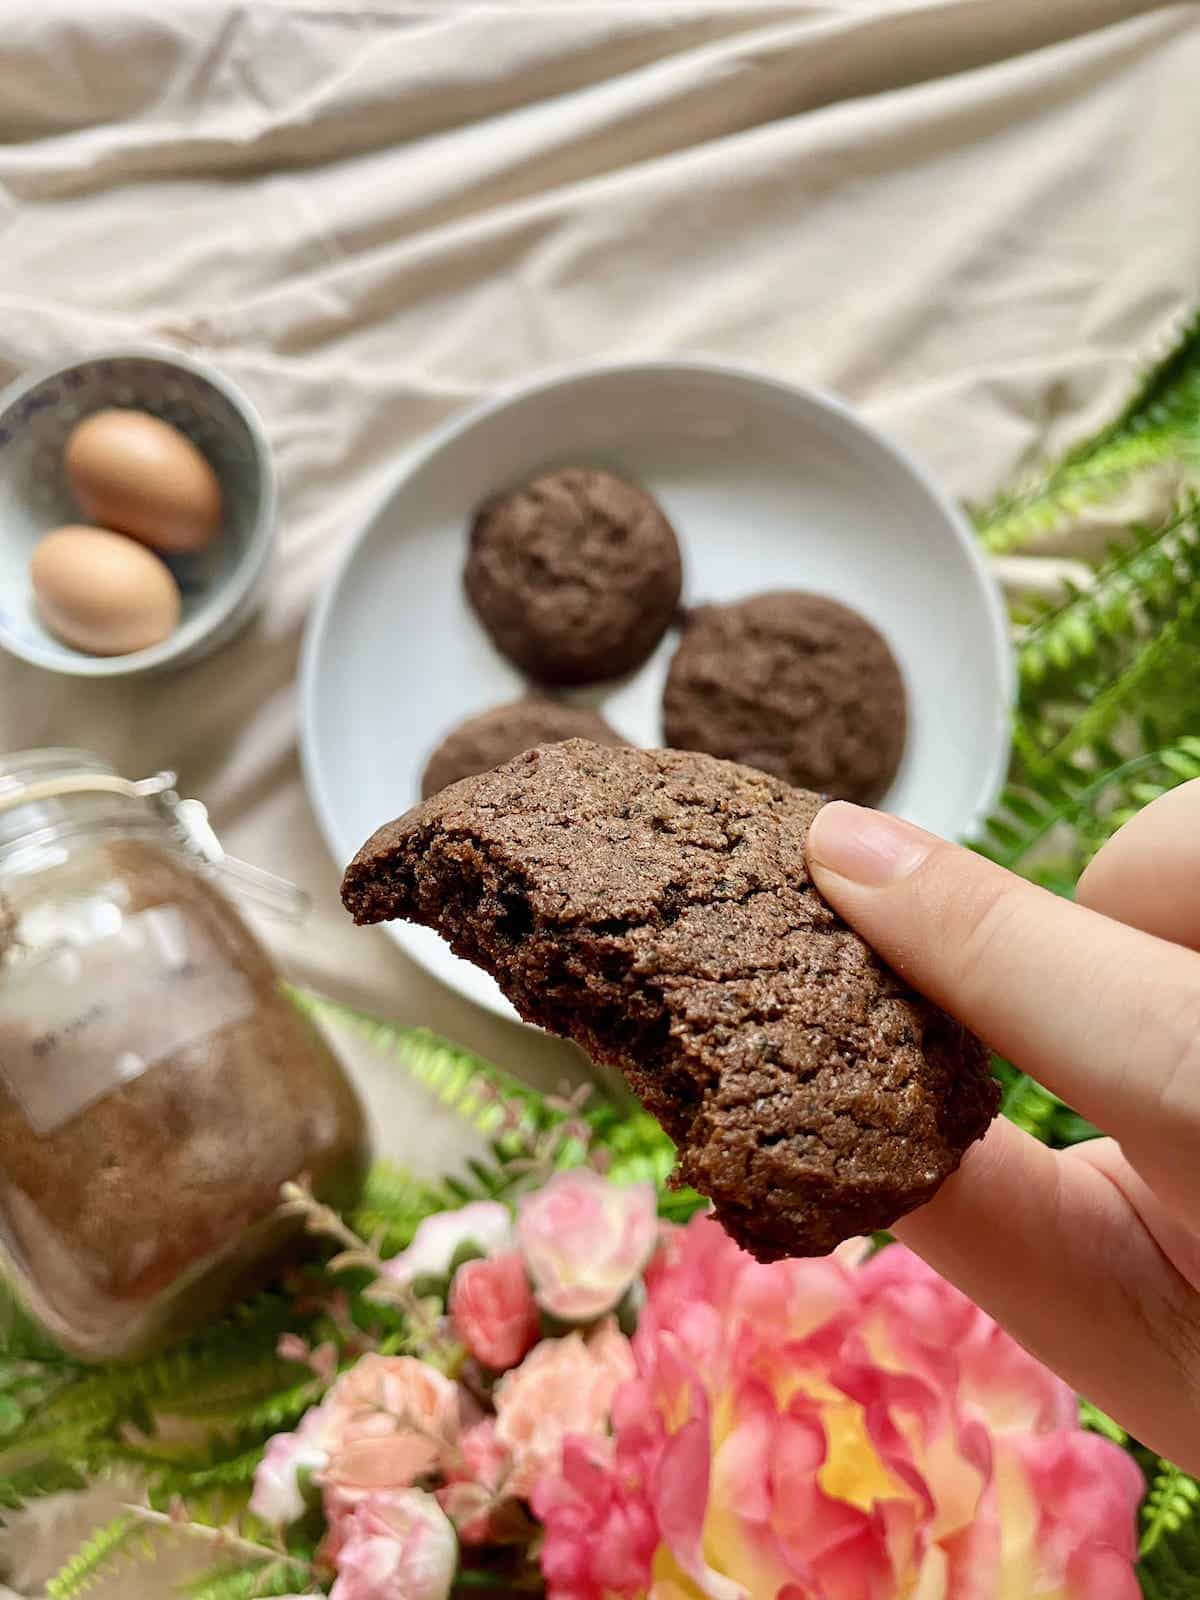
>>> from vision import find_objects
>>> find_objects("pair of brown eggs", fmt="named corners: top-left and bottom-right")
top-left (31, 410), bottom-right (223, 656)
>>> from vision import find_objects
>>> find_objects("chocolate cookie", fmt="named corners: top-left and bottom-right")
top-left (421, 698), bottom-right (625, 799)
top-left (663, 592), bottom-right (907, 803)
top-left (465, 467), bottom-right (683, 685)
top-left (343, 741), bottom-right (996, 1259)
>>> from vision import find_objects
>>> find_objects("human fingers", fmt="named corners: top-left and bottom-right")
top-left (804, 802), bottom-right (1200, 1223)
top-left (894, 1117), bottom-right (1200, 1472)
top-left (1078, 778), bottom-right (1200, 949)
top-left (1066, 1136), bottom-right (1200, 1294)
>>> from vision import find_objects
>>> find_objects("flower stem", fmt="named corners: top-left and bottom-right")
top-left (121, 1504), bottom-right (313, 1576)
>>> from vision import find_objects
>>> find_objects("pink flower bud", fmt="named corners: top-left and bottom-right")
top-left (450, 1250), bottom-right (541, 1372)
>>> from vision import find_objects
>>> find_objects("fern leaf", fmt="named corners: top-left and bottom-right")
top-left (1141, 1463), bottom-right (1200, 1556)
top-left (1078, 1399), bottom-right (1128, 1445)
top-left (21, 1293), bottom-right (296, 1448)
top-left (348, 1159), bottom-right (447, 1252)
top-left (112, 1441), bottom-right (263, 1507)
top-left (1138, 1462), bottom-right (1200, 1597)
top-left (975, 428), bottom-right (1184, 553)
top-left (182, 1568), bottom-right (271, 1600)
top-left (285, 986), bottom-right (550, 1139)
top-left (1140, 1534), bottom-right (1200, 1600)
top-left (975, 308), bottom-right (1200, 552)
top-left (288, 992), bottom-right (720, 1220)
top-left (287, 989), bottom-right (694, 1200)
top-left (999, 1072), bottom-right (1062, 1141)
top-left (170, 1375), bottom-right (325, 1438)
top-left (1011, 505), bottom-right (1200, 764)
top-left (1047, 597), bottom-right (1200, 761)
top-left (0, 1456), bottom-right (85, 1518)
top-left (0, 1279), bottom-right (77, 1364)
top-left (1017, 505), bottom-right (1199, 691)
top-left (183, 1561), bottom-right (314, 1600)
top-left (1112, 304), bottom-right (1200, 441)
top-left (45, 1513), bottom-right (141, 1599)
top-left (972, 740), bottom-right (1200, 878)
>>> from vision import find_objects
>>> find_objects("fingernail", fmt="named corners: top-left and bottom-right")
top-left (806, 802), bottom-right (935, 887)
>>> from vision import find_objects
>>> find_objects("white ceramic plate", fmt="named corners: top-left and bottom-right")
top-left (303, 361), bottom-right (1012, 1020)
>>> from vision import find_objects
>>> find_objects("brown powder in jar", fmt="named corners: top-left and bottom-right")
top-left (0, 892), bottom-right (14, 962)
top-left (0, 841), bottom-right (367, 1333)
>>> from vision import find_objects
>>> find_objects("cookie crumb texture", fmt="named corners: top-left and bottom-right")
top-left (422, 698), bottom-right (625, 799)
top-left (465, 467), bottom-right (683, 685)
top-left (343, 742), bottom-right (996, 1259)
top-left (663, 591), bottom-right (907, 803)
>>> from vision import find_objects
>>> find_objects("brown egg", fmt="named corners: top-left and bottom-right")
top-left (64, 408), bottom-right (223, 554)
top-left (31, 526), bottom-right (181, 655)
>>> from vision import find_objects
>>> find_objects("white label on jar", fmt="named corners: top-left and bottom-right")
top-left (0, 905), bottom-right (255, 1134)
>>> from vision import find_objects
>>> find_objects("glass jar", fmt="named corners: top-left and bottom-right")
top-left (0, 749), bottom-right (368, 1361)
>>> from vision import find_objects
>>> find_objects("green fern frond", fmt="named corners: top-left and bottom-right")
top-left (1141, 1533), bottom-right (1200, 1600)
top-left (1077, 1399), bottom-right (1128, 1445)
top-left (148, 1356), bottom-right (303, 1429)
top-left (975, 308), bottom-right (1200, 552)
top-left (998, 1068), bottom-right (1062, 1141)
top-left (1016, 504), bottom-right (1199, 692)
top-left (1011, 504), bottom-right (1200, 764)
top-left (1112, 305), bottom-right (1200, 442)
top-left (989, 1057), bottom-right (1098, 1149)
top-left (182, 1561), bottom-right (316, 1600)
top-left (972, 739), bottom-right (1200, 878)
top-left (975, 428), bottom-right (1185, 552)
top-left (1142, 1463), bottom-right (1200, 1556)
top-left (1139, 1461), bottom-right (1200, 1597)
top-left (182, 1568), bottom-right (272, 1600)
top-left (45, 1512), bottom-right (142, 1599)
top-left (348, 1159), bottom-right (449, 1253)
top-left (24, 1294), bottom-right (295, 1442)
top-left (170, 1374), bottom-right (325, 1438)
top-left (286, 988), bottom-right (700, 1213)
top-left (285, 986), bottom-right (549, 1141)
top-left (1045, 599), bottom-right (1200, 762)
top-left (114, 1441), bottom-right (263, 1507)
top-left (0, 1279), bottom-right (78, 1365)
top-left (0, 1456), bottom-right (86, 1518)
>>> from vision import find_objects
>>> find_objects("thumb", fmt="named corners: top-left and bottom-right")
top-left (804, 801), bottom-right (1200, 1223)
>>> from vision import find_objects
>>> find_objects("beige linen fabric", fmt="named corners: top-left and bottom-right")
top-left (2, 2), bottom-right (1200, 1589)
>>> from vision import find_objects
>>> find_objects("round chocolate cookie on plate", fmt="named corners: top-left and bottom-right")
top-left (663, 591), bottom-right (906, 804)
top-left (421, 698), bottom-right (625, 798)
top-left (464, 467), bottom-right (683, 686)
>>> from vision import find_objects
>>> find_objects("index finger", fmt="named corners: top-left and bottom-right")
top-left (805, 801), bottom-right (1200, 1221)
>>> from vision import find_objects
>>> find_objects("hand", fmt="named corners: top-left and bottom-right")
top-left (806, 782), bottom-right (1200, 1471)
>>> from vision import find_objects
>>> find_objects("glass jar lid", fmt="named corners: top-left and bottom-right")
top-left (0, 750), bottom-right (308, 921)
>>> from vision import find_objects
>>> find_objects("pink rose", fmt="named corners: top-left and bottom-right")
top-left (384, 1200), bottom-right (513, 1287)
top-left (535, 1218), bottom-right (1143, 1600)
top-left (494, 1319), bottom-right (635, 1499)
top-left (329, 1487), bottom-right (456, 1600)
top-left (319, 1354), bottom-right (461, 1517)
top-left (450, 1249), bottom-right (541, 1372)
top-left (517, 1170), bottom-right (657, 1321)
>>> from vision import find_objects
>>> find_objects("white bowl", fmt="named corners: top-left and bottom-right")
top-left (303, 359), bottom-right (1013, 1021)
top-left (0, 348), bottom-right (275, 677)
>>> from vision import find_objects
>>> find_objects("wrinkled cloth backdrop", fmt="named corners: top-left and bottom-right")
top-left (2, 2), bottom-right (1199, 1590)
